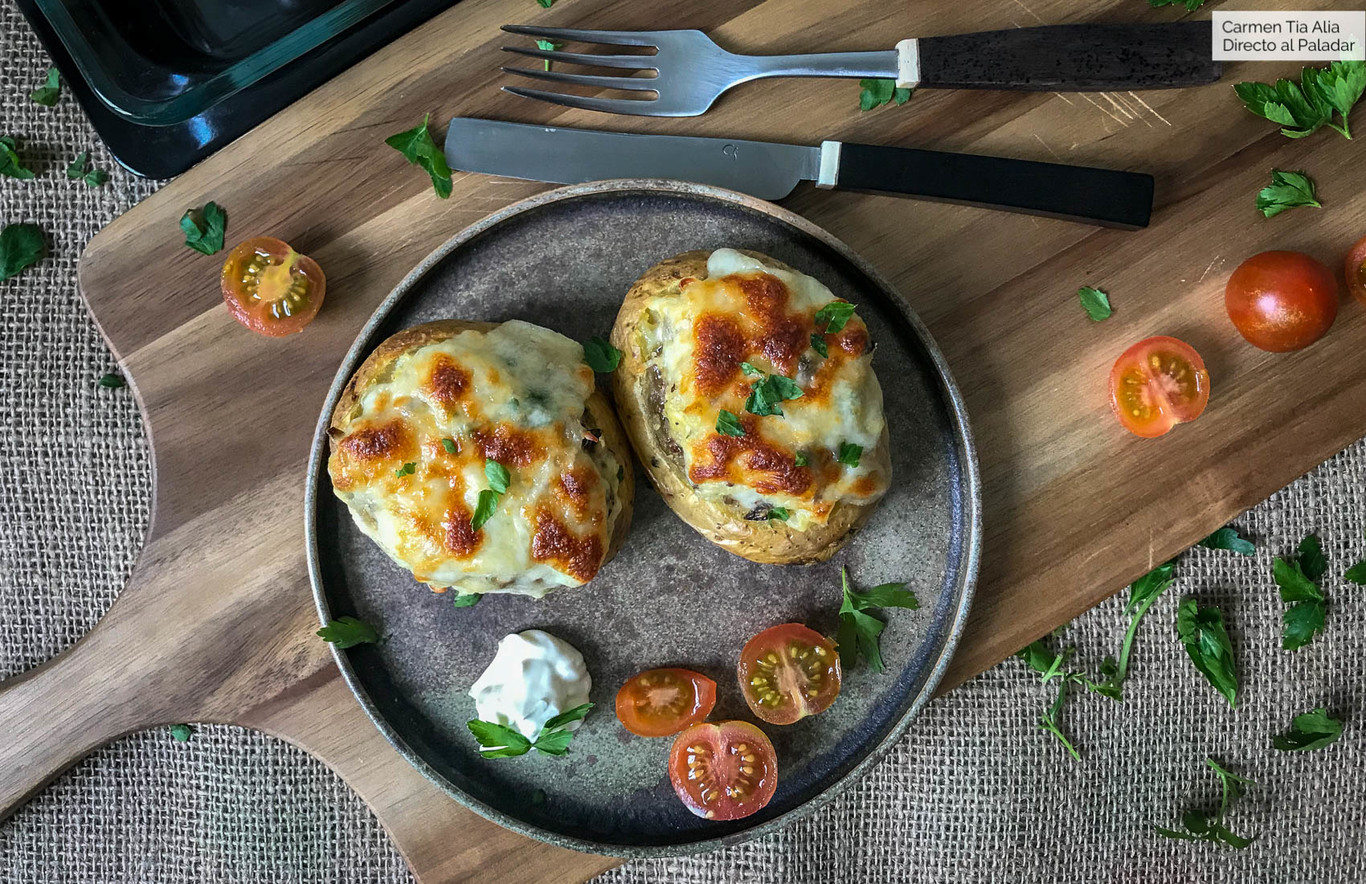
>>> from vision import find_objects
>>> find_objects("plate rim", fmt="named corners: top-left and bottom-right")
top-left (305, 178), bottom-right (982, 858)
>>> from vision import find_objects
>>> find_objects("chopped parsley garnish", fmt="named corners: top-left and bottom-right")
top-left (441, 437), bottom-right (457, 454)
top-left (535, 39), bottom-right (561, 71)
top-left (98, 372), bottom-right (125, 389)
top-left (30, 68), bottom-right (61, 106)
top-left (835, 567), bottom-right (919, 672)
top-left (793, 452), bottom-right (809, 467)
top-left (1017, 640), bottom-right (1084, 759)
top-left (180, 202), bottom-right (227, 255)
top-left (1257, 169), bottom-right (1321, 218)
top-left (1078, 285), bottom-right (1112, 322)
top-left (66, 152), bottom-right (108, 188)
top-left (0, 136), bottom-right (35, 180)
top-left (1273, 707), bottom-right (1343, 752)
top-left (394, 461), bottom-right (416, 478)
top-left (1154, 758), bottom-right (1255, 849)
top-left (169, 723), bottom-right (194, 742)
top-left (386, 113), bottom-right (453, 198)
top-left (468, 702), bottom-right (593, 758)
top-left (1199, 526), bottom-right (1255, 555)
top-left (584, 336), bottom-right (622, 373)
top-left (0, 223), bottom-right (46, 281)
top-left (536, 0), bottom-right (554, 7)
top-left (452, 593), bottom-right (481, 608)
top-left (1176, 598), bottom-right (1238, 707)
top-left (471, 460), bottom-right (511, 531)
top-left (809, 333), bottom-right (828, 358)
top-left (1346, 559), bottom-right (1366, 585)
top-left (1091, 562), bottom-right (1174, 702)
top-left (1274, 533), bottom-right (1328, 651)
top-left (813, 300), bottom-right (856, 333)
top-left (858, 78), bottom-right (912, 111)
top-left (837, 442), bottom-right (863, 468)
top-left (1148, 0), bottom-right (1206, 10)
top-left (745, 371), bottom-right (803, 417)
top-left (767, 507), bottom-right (790, 522)
top-left (316, 616), bottom-right (379, 649)
top-left (1235, 60), bottom-right (1365, 139)
top-left (739, 361), bottom-right (763, 376)
top-left (716, 409), bottom-right (745, 437)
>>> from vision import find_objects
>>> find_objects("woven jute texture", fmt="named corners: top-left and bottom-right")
top-left (4, 6), bottom-right (1366, 882)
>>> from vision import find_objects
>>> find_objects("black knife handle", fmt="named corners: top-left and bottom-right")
top-left (917, 21), bottom-right (1221, 91)
top-left (830, 142), bottom-right (1153, 229)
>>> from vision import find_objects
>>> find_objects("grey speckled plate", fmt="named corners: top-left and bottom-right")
top-left (306, 180), bottom-right (980, 857)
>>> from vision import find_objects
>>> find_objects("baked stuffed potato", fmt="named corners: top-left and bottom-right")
top-left (609, 248), bottom-right (889, 564)
top-left (328, 319), bottom-right (634, 598)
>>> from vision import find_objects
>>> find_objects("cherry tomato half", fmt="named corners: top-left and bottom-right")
top-left (1224, 250), bottom-right (1338, 352)
top-left (668, 721), bottom-right (778, 821)
top-left (1346, 235), bottom-right (1366, 307)
top-left (615, 668), bottom-right (717, 737)
top-left (1109, 336), bottom-right (1210, 438)
top-left (221, 236), bottom-right (326, 337)
top-left (738, 623), bottom-right (841, 725)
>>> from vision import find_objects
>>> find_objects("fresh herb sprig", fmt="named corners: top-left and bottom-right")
top-left (1257, 169), bottom-right (1320, 218)
top-left (858, 79), bottom-right (912, 111)
top-left (1155, 758), bottom-right (1256, 849)
top-left (0, 223), bottom-right (47, 282)
top-left (1017, 640), bottom-right (1089, 759)
top-left (835, 568), bottom-right (919, 672)
top-left (1273, 707), bottom-right (1343, 752)
top-left (1176, 598), bottom-right (1239, 707)
top-left (1078, 286), bottom-right (1112, 322)
top-left (0, 137), bottom-right (35, 181)
top-left (471, 460), bottom-right (511, 531)
top-left (1200, 526), bottom-right (1256, 556)
top-left (468, 702), bottom-right (593, 758)
top-left (386, 114), bottom-right (453, 198)
top-left (180, 202), bottom-right (227, 255)
top-left (1274, 533), bottom-right (1328, 651)
top-left (1092, 563), bottom-right (1175, 701)
top-left (744, 368), bottom-right (803, 417)
top-left (1235, 60), bottom-right (1365, 139)
top-left (317, 616), bottom-right (379, 649)
top-left (584, 336), bottom-right (622, 373)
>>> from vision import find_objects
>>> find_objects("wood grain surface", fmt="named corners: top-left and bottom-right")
top-left (2, 0), bottom-right (1364, 881)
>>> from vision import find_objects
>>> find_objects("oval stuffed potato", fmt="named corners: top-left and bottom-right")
top-left (328, 319), bottom-right (634, 599)
top-left (609, 248), bottom-right (889, 564)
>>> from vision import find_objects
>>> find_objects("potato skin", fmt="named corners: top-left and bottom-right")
top-left (609, 251), bottom-right (889, 565)
top-left (330, 319), bottom-right (635, 570)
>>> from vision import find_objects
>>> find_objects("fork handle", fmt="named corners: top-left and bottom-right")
top-left (915, 21), bottom-right (1220, 91)
top-left (822, 142), bottom-right (1153, 229)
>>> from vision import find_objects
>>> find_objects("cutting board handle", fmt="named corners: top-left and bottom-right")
top-left (0, 591), bottom-right (174, 822)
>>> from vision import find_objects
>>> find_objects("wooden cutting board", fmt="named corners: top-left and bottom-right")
top-left (3, 0), bottom-right (1364, 879)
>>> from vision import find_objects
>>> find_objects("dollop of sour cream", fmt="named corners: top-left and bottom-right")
top-left (468, 630), bottom-right (591, 741)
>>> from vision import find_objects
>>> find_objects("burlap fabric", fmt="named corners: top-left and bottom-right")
top-left (3, 5), bottom-right (1365, 881)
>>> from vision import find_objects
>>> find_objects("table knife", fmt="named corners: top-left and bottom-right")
top-left (445, 118), bottom-right (1153, 229)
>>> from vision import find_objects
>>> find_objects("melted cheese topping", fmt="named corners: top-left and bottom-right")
top-left (328, 320), bottom-right (624, 598)
top-left (638, 249), bottom-right (888, 530)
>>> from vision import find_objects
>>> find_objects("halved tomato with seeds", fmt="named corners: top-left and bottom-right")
top-left (668, 721), bottom-right (778, 821)
top-left (738, 623), bottom-right (841, 725)
top-left (1108, 336), bottom-right (1210, 438)
top-left (615, 668), bottom-right (717, 737)
top-left (220, 236), bottom-right (325, 337)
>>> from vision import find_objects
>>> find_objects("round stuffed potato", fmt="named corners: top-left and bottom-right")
top-left (328, 319), bottom-right (634, 598)
top-left (609, 248), bottom-right (890, 564)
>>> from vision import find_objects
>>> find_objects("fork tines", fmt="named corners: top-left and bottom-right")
top-left (500, 24), bottom-right (669, 115)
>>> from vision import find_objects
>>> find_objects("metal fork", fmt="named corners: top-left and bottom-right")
top-left (500, 22), bottom-right (1220, 117)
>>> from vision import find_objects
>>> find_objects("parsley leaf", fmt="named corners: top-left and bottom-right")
top-left (1176, 598), bottom-right (1238, 707)
top-left (98, 372), bottom-right (125, 389)
top-left (1345, 560), bottom-right (1366, 585)
top-left (316, 616), bottom-right (379, 649)
top-left (836, 568), bottom-right (919, 672)
top-left (716, 409), bottom-right (745, 437)
top-left (30, 68), bottom-right (61, 106)
top-left (1092, 562), bottom-right (1174, 702)
top-left (858, 78), bottom-right (912, 111)
top-left (1313, 60), bottom-right (1366, 138)
top-left (386, 113), bottom-right (453, 198)
top-left (485, 460), bottom-right (510, 494)
top-left (536, 0), bottom-right (553, 7)
top-left (1148, 0), bottom-right (1206, 9)
top-left (169, 723), bottom-right (194, 742)
top-left (543, 702), bottom-right (593, 732)
top-left (813, 300), bottom-right (856, 333)
top-left (740, 361), bottom-right (763, 376)
top-left (1235, 61), bottom-right (1364, 140)
top-left (584, 336), bottom-right (622, 372)
top-left (452, 593), bottom-right (481, 608)
top-left (471, 490), bottom-right (499, 531)
top-left (65, 152), bottom-right (108, 188)
top-left (0, 223), bottom-right (47, 281)
top-left (1154, 758), bottom-right (1256, 849)
top-left (1199, 526), bottom-right (1255, 556)
top-left (1077, 286), bottom-right (1112, 321)
top-left (441, 437), bottom-right (457, 454)
top-left (793, 452), bottom-right (809, 467)
top-left (535, 39), bottom-right (561, 71)
top-left (180, 202), bottom-right (227, 255)
top-left (745, 372), bottom-right (804, 417)
top-left (837, 442), bottom-right (862, 468)
top-left (1273, 707), bottom-right (1343, 752)
top-left (1275, 534), bottom-right (1328, 650)
top-left (809, 333), bottom-right (828, 358)
top-left (394, 461), bottom-right (416, 478)
top-left (1016, 641), bottom-right (1082, 759)
top-left (468, 702), bottom-right (592, 759)
top-left (1257, 169), bottom-right (1321, 218)
top-left (767, 507), bottom-right (790, 522)
top-left (0, 136), bottom-right (35, 180)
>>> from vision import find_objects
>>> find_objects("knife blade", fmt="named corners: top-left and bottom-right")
top-left (445, 118), bottom-right (1153, 229)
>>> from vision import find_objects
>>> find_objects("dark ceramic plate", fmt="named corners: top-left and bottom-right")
top-left (307, 180), bottom-right (980, 857)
